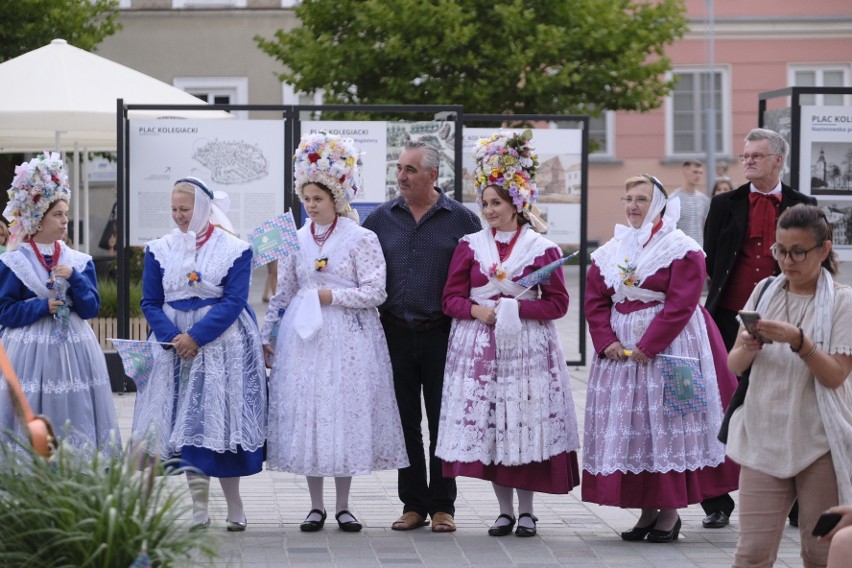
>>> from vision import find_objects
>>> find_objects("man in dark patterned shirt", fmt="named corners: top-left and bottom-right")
top-left (363, 140), bottom-right (480, 533)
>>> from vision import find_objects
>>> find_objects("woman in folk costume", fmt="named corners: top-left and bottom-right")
top-left (261, 132), bottom-right (407, 533)
top-left (0, 153), bottom-right (120, 460)
top-left (583, 175), bottom-right (738, 543)
top-left (133, 177), bottom-right (267, 532)
top-left (435, 130), bottom-right (581, 538)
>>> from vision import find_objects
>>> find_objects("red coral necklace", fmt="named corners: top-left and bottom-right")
top-left (196, 224), bottom-right (215, 249)
top-left (311, 216), bottom-right (338, 246)
top-left (493, 226), bottom-right (523, 262)
top-left (29, 240), bottom-right (60, 273)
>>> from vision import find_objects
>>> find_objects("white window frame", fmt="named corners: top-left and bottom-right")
top-left (116, 0), bottom-right (131, 8)
top-left (282, 84), bottom-right (324, 106)
top-left (588, 111), bottom-right (615, 159)
top-left (281, 0), bottom-right (301, 6)
top-left (172, 0), bottom-right (246, 8)
top-left (173, 77), bottom-right (248, 120)
top-left (788, 64), bottom-right (851, 106)
top-left (665, 66), bottom-right (731, 159)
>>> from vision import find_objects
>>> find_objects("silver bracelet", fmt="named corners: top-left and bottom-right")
top-left (799, 341), bottom-right (818, 361)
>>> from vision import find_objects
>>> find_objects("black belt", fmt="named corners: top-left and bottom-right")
top-left (380, 313), bottom-right (450, 333)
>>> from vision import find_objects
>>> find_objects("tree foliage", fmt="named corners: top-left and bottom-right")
top-left (1, 0), bottom-right (122, 63)
top-left (256, 0), bottom-right (688, 116)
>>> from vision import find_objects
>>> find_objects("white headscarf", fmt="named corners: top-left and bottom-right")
top-left (176, 177), bottom-right (236, 237)
top-left (591, 175), bottom-right (700, 296)
top-left (610, 177), bottom-right (681, 275)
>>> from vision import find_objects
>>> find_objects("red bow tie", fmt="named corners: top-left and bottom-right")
top-left (748, 192), bottom-right (781, 205)
top-left (748, 192), bottom-right (781, 255)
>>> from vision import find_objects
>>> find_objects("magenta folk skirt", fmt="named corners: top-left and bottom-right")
top-left (443, 451), bottom-right (581, 494)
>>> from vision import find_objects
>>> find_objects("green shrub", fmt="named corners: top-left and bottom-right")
top-left (0, 439), bottom-right (217, 567)
top-left (98, 278), bottom-right (143, 318)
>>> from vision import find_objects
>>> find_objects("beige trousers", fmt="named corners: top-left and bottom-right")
top-left (734, 452), bottom-right (837, 568)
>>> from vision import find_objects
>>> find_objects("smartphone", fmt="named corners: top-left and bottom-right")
top-left (738, 310), bottom-right (773, 344)
top-left (812, 512), bottom-right (843, 537)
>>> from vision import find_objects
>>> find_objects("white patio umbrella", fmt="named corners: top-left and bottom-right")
top-left (0, 39), bottom-right (232, 251)
top-left (0, 38), bottom-right (231, 152)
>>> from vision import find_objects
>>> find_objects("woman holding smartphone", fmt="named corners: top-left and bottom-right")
top-left (727, 204), bottom-right (852, 567)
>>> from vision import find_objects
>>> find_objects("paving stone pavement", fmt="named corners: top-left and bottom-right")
top-left (108, 267), bottom-right (808, 567)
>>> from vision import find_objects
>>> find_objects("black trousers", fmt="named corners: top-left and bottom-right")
top-left (712, 306), bottom-right (741, 352)
top-left (701, 493), bottom-right (736, 517)
top-left (703, 307), bottom-right (741, 516)
top-left (383, 321), bottom-right (457, 517)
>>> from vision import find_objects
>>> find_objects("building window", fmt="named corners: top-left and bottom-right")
top-left (283, 85), bottom-right (324, 119)
top-left (173, 0), bottom-right (247, 7)
top-left (173, 77), bottom-right (248, 119)
top-left (281, 0), bottom-right (301, 6)
top-left (790, 66), bottom-right (851, 106)
top-left (282, 84), bottom-right (324, 106)
top-left (588, 112), bottom-right (614, 158)
top-left (666, 68), bottom-right (730, 158)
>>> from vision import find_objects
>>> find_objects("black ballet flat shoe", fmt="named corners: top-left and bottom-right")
top-left (514, 513), bottom-right (538, 537)
top-left (189, 517), bottom-right (211, 532)
top-left (487, 514), bottom-right (516, 536)
top-left (300, 509), bottom-right (327, 532)
top-left (620, 518), bottom-right (657, 541)
top-left (647, 517), bottom-right (681, 543)
top-left (335, 510), bottom-right (363, 532)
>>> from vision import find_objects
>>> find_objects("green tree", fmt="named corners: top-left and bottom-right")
top-left (1, 0), bottom-right (121, 63)
top-left (256, 0), bottom-right (688, 116)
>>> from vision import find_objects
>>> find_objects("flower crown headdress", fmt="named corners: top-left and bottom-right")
top-left (4, 152), bottom-right (71, 240)
top-left (473, 129), bottom-right (539, 215)
top-left (294, 132), bottom-right (360, 215)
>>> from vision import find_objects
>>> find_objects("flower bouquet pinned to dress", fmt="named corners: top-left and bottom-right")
top-left (514, 249), bottom-right (580, 297)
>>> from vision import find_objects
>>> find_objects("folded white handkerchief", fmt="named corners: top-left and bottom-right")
top-left (293, 289), bottom-right (323, 340)
top-left (495, 297), bottom-right (522, 345)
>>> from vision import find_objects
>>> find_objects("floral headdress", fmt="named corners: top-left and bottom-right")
top-left (4, 152), bottom-right (71, 242)
top-left (473, 129), bottom-right (539, 216)
top-left (294, 132), bottom-right (360, 215)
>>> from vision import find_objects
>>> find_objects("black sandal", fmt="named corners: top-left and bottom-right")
top-left (515, 513), bottom-right (538, 537)
top-left (299, 509), bottom-right (327, 532)
top-left (335, 510), bottom-right (363, 532)
top-left (488, 513), bottom-right (516, 536)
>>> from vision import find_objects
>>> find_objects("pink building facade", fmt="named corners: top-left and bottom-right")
top-left (587, 0), bottom-right (852, 243)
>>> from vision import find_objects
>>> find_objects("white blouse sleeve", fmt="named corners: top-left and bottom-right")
top-left (330, 231), bottom-right (387, 309)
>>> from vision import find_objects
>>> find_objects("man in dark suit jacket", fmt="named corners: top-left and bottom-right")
top-left (702, 127), bottom-right (817, 529)
top-left (705, 128), bottom-right (817, 350)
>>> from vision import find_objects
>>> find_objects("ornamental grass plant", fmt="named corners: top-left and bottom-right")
top-left (0, 436), bottom-right (217, 567)
top-left (97, 278), bottom-right (143, 318)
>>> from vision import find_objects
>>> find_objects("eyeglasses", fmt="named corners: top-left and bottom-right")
top-left (620, 196), bottom-right (651, 205)
top-left (770, 243), bottom-right (822, 262)
top-left (739, 153), bottom-right (777, 163)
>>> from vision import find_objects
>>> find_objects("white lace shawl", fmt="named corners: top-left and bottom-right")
top-left (463, 226), bottom-right (553, 303)
top-left (0, 241), bottom-right (91, 298)
top-left (464, 226), bottom-right (557, 350)
top-left (591, 225), bottom-right (702, 305)
top-left (147, 228), bottom-right (250, 302)
top-left (755, 269), bottom-right (852, 504)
